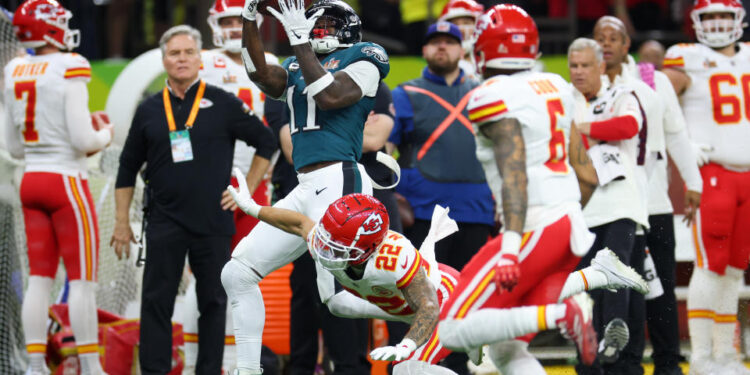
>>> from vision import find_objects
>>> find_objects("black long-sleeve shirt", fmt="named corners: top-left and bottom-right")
top-left (116, 80), bottom-right (276, 236)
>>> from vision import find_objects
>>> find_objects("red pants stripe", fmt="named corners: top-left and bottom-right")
top-left (440, 215), bottom-right (580, 332)
top-left (21, 172), bottom-right (99, 281)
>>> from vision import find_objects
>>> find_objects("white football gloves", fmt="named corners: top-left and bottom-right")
top-left (227, 167), bottom-right (262, 217)
top-left (242, 0), bottom-right (259, 21)
top-left (369, 338), bottom-right (417, 361)
top-left (267, 0), bottom-right (324, 46)
top-left (691, 142), bottom-right (713, 167)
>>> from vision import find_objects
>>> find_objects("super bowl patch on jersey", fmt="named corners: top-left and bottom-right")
top-left (361, 46), bottom-right (388, 64)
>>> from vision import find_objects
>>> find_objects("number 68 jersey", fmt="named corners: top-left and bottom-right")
top-left (312, 230), bottom-right (456, 319)
top-left (664, 43), bottom-right (750, 167)
top-left (467, 71), bottom-right (581, 227)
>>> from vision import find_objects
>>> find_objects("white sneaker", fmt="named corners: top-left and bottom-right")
top-left (689, 357), bottom-right (722, 375)
top-left (715, 356), bottom-right (750, 375)
top-left (591, 248), bottom-right (650, 295)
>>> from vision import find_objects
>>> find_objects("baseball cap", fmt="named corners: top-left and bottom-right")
top-left (424, 21), bottom-right (463, 44)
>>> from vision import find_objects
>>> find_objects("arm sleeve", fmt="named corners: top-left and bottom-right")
top-left (228, 95), bottom-right (277, 160)
top-left (326, 290), bottom-right (410, 322)
top-left (589, 115), bottom-right (640, 141)
top-left (341, 60), bottom-right (380, 98)
top-left (3, 101), bottom-right (24, 159)
top-left (64, 81), bottom-right (111, 153)
top-left (373, 81), bottom-right (394, 118)
top-left (665, 129), bottom-right (703, 192)
top-left (115, 106), bottom-right (147, 188)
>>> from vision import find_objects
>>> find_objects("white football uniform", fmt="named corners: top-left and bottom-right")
top-left (468, 71), bottom-right (582, 231)
top-left (311, 229), bottom-right (458, 363)
top-left (4, 52), bottom-right (100, 177)
top-left (313, 230), bottom-right (447, 318)
top-left (200, 50), bottom-right (279, 174)
top-left (664, 43), bottom-right (750, 168)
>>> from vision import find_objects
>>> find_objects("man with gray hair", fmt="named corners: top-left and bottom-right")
top-left (111, 25), bottom-right (275, 374)
top-left (568, 36), bottom-right (650, 375)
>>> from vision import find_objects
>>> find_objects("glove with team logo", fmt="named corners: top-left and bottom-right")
top-left (369, 338), bottom-right (417, 361)
top-left (691, 142), bottom-right (713, 167)
top-left (242, 0), bottom-right (259, 21)
top-left (266, 0), bottom-right (324, 46)
top-left (493, 253), bottom-right (520, 292)
top-left (227, 167), bottom-right (262, 217)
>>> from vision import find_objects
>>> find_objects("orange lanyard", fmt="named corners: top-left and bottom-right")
top-left (163, 80), bottom-right (206, 132)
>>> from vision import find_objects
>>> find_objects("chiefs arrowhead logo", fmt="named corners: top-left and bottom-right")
top-left (360, 213), bottom-right (384, 235)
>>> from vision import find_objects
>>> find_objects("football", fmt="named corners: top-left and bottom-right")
top-left (87, 111), bottom-right (112, 157)
top-left (257, 0), bottom-right (313, 16)
top-left (91, 111), bottom-right (111, 130)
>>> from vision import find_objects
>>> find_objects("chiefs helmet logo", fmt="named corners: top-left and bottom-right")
top-left (360, 212), bottom-right (384, 235)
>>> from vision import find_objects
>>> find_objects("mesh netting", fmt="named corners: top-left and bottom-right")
top-left (0, 10), bottom-right (145, 373)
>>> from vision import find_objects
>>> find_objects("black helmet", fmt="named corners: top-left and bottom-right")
top-left (306, 0), bottom-right (362, 53)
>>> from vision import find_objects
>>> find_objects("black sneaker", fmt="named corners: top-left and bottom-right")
top-left (598, 318), bottom-right (629, 364)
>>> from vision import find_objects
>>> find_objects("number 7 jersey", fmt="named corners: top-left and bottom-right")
top-left (664, 42), bottom-right (750, 167)
top-left (468, 71), bottom-right (581, 217)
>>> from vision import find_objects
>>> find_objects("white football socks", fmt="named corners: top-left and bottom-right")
top-left (558, 268), bottom-right (610, 301)
top-left (23, 276), bottom-right (53, 368)
top-left (182, 275), bottom-right (199, 372)
top-left (68, 280), bottom-right (104, 374)
top-left (713, 266), bottom-right (743, 359)
top-left (439, 304), bottom-right (565, 351)
top-left (687, 267), bottom-right (721, 360)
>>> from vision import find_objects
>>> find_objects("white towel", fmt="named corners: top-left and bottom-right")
top-left (419, 205), bottom-right (459, 287)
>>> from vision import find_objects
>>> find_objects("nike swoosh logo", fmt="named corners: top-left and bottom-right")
top-left (315, 187), bottom-right (327, 195)
top-left (292, 30), bottom-right (301, 39)
top-left (401, 258), bottom-right (408, 269)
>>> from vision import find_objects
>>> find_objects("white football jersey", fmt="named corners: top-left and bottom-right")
top-left (468, 71), bottom-right (581, 229)
top-left (664, 43), bottom-right (750, 167)
top-left (4, 52), bottom-right (92, 176)
top-left (200, 50), bottom-right (278, 174)
top-left (314, 230), bottom-right (440, 319)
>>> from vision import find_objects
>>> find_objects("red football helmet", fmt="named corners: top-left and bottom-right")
top-left (473, 4), bottom-right (539, 74)
top-left (691, 0), bottom-right (745, 47)
top-left (13, 0), bottom-right (79, 50)
top-left (311, 194), bottom-right (389, 270)
top-left (439, 0), bottom-right (484, 22)
top-left (209, 0), bottom-right (260, 53)
top-left (439, 0), bottom-right (484, 50)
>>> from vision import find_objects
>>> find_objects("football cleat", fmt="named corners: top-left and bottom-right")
top-left (598, 318), bottom-right (629, 364)
top-left (688, 357), bottom-right (723, 375)
top-left (591, 248), bottom-right (650, 295)
top-left (557, 293), bottom-right (598, 366)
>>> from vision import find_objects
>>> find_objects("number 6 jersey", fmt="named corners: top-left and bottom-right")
top-left (664, 42), bottom-right (750, 167)
top-left (468, 71), bottom-right (581, 229)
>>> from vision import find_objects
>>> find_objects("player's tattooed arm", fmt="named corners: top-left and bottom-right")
top-left (401, 269), bottom-right (440, 346)
top-left (569, 124), bottom-right (598, 207)
top-left (481, 118), bottom-right (528, 234)
top-left (293, 45), bottom-right (363, 110)
top-left (242, 19), bottom-right (288, 97)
